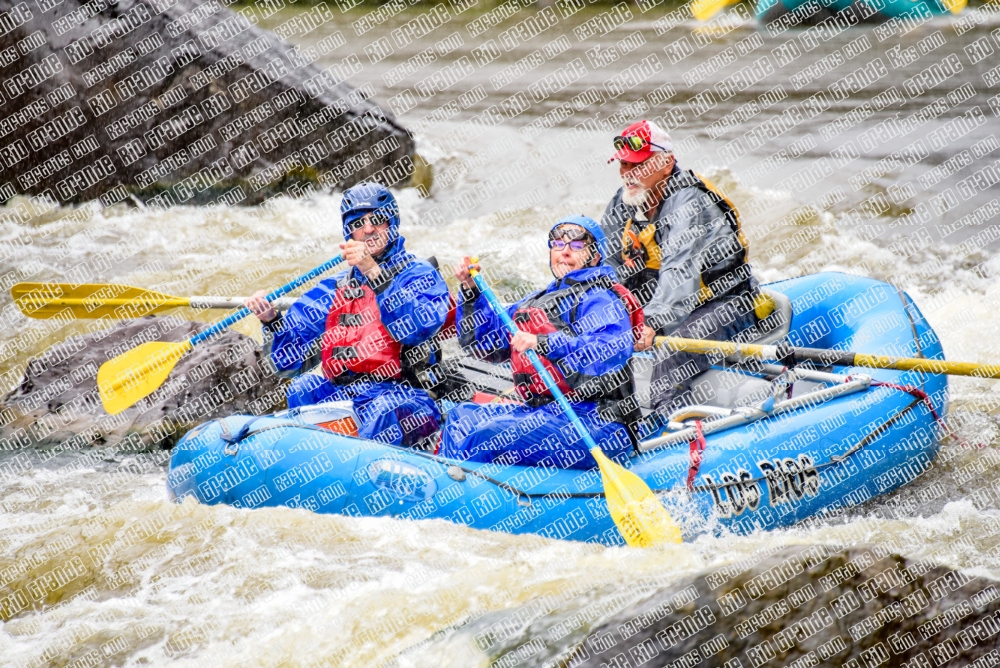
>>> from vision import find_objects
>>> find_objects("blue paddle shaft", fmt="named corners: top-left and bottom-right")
top-left (471, 271), bottom-right (600, 451)
top-left (189, 255), bottom-right (344, 347)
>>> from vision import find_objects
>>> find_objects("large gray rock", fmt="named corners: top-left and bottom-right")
top-left (574, 545), bottom-right (1000, 667)
top-left (0, 0), bottom-right (413, 206)
top-left (0, 316), bottom-right (287, 454)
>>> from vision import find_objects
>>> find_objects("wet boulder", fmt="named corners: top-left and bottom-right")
top-left (0, 316), bottom-right (287, 454)
top-left (0, 0), bottom-right (413, 206)
top-left (574, 545), bottom-right (1000, 667)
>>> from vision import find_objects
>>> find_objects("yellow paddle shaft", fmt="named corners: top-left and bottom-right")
top-left (32, 297), bottom-right (189, 309)
top-left (13, 281), bottom-right (296, 319)
top-left (653, 336), bottom-right (1000, 379)
top-left (21, 296), bottom-right (291, 310)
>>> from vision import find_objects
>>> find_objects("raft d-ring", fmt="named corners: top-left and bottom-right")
top-left (516, 491), bottom-right (532, 507)
top-left (213, 419), bottom-right (239, 456)
top-left (220, 417), bottom-right (264, 456)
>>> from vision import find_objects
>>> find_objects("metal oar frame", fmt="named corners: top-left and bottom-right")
top-left (638, 367), bottom-right (873, 453)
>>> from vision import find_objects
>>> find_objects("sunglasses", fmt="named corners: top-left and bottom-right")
top-left (613, 135), bottom-right (669, 152)
top-left (548, 226), bottom-right (593, 251)
top-left (549, 239), bottom-right (589, 251)
top-left (347, 211), bottom-right (391, 231)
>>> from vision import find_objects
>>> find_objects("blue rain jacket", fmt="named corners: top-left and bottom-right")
top-left (457, 264), bottom-right (634, 382)
top-left (259, 223), bottom-right (449, 448)
top-left (442, 262), bottom-right (635, 468)
top-left (263, 234), bottom-right (451, 378)
top-left (438, 399), bottom-right (632, 469)
top-left (286, 373), bottom-right (441, 448)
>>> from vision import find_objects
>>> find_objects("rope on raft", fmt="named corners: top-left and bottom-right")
top-left (209, 395), bottom-right (932, 502)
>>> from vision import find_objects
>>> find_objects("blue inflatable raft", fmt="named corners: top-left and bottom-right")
top-left (755, 0), bottom-right (957, 26)
top-left (167, 272), bottom-right (947, 545)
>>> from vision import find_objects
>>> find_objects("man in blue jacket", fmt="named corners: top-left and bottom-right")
top-left (245, 183), bottom-right (451, 447)
top-left (439, 215), bottom-right (643, 469)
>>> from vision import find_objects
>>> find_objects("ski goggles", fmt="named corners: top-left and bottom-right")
top-left (613, 135), bottom-right (669, 153)
top-left (548, 226), bottom-right (593, 251)
top-left (347, 211), bottom-right (391, 231)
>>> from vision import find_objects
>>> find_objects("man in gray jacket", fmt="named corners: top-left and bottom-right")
top-left (600, 119), bottom-right (766, 422)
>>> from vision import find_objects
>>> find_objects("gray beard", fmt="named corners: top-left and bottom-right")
top-left (621, 185), bottom-right (650, 208)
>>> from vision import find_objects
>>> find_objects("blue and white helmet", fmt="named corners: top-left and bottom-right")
top-left (340, 182), bottom-right (400, 239)
top-left (550, 214), bottom-right (610, 266)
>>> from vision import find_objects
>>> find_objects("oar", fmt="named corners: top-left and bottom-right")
top-left (653, 336), bottom-right (1000, 378)
top-left (468, 261), bottom-right (682, 547)
top-left (690, 0), bottom-right (739, 21)
top-left (11, 282), bottom-right (297, 320)
top-left (97, 255), bottom-right (343, 415)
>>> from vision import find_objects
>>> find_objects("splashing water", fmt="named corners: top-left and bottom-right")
top-left (3, 8), bottom-right (1000, 667)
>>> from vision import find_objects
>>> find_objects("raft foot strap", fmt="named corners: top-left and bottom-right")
top-left (686, 420), bottom-right (707, 491)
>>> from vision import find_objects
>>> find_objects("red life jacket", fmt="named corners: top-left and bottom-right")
top-left (441, 291), bottom-right (458, 339)
top-left (614, 282), bottom-right (645, 345)
top-left (425, 256), bottom-right (457, 340)
top-left (510, 306), bottom-right (575, 400)
top-left (320, 279), bottom-right (403, 381)
top-left (509, 278), bottom-right (643, 403)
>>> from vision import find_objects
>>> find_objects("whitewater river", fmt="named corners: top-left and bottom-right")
top-left (3, 4), bottom-right (1000, 666)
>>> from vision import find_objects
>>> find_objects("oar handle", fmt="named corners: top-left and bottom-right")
top-left (189, 255), bottom-right (343, 347)
top-left (469, 267), bottom-right (600, 451)
top-left (652, 335), bottom-right (1000, 379)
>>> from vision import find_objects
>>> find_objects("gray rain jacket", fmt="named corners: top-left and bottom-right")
top-left (599, 164), bottom-right (758, 334)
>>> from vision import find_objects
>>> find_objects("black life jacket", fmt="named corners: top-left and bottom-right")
top-left (619, 169), bottom-right (753, 308)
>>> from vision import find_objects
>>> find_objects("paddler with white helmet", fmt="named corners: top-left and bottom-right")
top-left (245, 182), bottom-right (451, 447)
top-left (601, 119), bottom-right (766, 422)
top-left (442, 215), bottom-right (644, 468)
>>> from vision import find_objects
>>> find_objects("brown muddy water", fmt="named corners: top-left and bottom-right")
top-left (3, 4), bottom-right (1000, 666)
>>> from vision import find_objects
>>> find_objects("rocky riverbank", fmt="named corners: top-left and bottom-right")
top-left (572, 545), bottom-right (1000, 667)
top-left (0, 316), bottom-right (285, 454)
top-left (0, 0), bottom-right (413, 206)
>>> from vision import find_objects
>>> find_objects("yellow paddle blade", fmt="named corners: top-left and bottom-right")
top-left (941, 0), bottom-right (965, 13)
top-left (11, 282), bottom-right (189, 320)
top-left (97, 340), bottom-right (192, 415)
top-left (690, 0), bottom-right (738, 21)
top-left (591, 448), bottom-right (683, 546)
